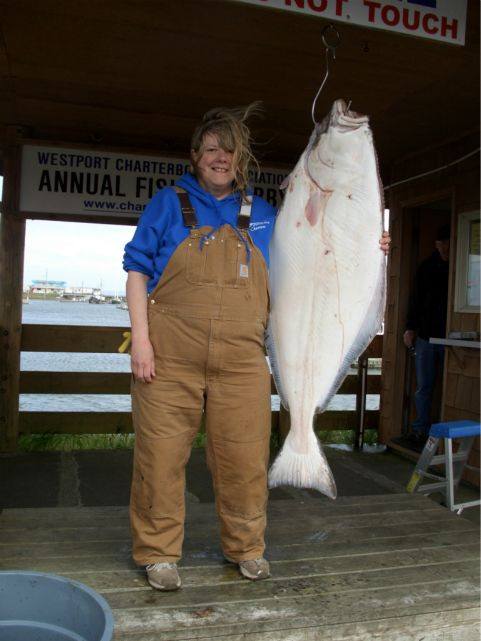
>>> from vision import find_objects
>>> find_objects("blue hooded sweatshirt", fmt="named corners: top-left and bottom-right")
top-left (122, 172), bottom-right (276, 293)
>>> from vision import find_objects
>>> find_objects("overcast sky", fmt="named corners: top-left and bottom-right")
top-left (0, 177), bottom-right (135, 294)
top-left (24, 219), bottom-right (134, 295)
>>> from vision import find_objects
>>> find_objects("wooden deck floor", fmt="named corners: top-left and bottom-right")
top-left (0, 494), bottom-right (479, 640)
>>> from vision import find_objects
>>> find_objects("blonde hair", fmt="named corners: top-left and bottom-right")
top-left (191, 102), bottom-right (261, 201)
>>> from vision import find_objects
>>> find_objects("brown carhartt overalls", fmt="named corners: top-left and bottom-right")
top-left (130, 189), bottom-right (271, 565)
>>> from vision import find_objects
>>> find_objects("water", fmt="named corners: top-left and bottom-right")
top-left (22, 299), bottom-right (131, 327)
top-left (21, 300), bottom-right (380, 412)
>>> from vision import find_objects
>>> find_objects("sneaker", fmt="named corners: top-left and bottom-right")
top-left (145, 562), bottom-right (181, 591)
top-left (225, 556), bottom-right (270, 581)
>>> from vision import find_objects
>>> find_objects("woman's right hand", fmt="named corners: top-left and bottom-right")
top-left (126, 271), bottom-right (155, 383)
top-left (131, 337), bottom-right (156, 383)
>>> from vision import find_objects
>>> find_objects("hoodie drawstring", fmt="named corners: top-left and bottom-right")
top-left (198, 223), bottom-right (251, 264)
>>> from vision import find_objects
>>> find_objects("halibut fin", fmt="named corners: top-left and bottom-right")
top-left (268, 431), bottom-right (337, 499)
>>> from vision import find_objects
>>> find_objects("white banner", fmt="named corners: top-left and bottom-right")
top-left (19, 145), bottom-right (290, 217)
top-left (235, 0), bottom-right (467, 45)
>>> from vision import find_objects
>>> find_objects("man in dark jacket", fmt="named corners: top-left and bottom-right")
top-left (403, 224), bottom-right (450, 442)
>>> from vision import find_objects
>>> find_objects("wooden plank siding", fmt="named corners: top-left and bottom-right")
top-left (380, 132), bottom-right (480, 486)
top-left (18, 324), bottom-right (383, 438)
top-left (443, 168), bottom-right (480, 486)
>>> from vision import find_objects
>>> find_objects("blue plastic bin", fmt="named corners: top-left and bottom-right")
top-left (0, 571), bottom-right (114, 641)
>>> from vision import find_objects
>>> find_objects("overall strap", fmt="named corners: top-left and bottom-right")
top-left (173, 186), bottom-right (198, 228)
top-left (174, 186), bottom-right (252, 230)
top-left (237, 196), bottom-right (252, 230)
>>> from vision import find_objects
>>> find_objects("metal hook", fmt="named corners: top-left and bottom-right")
top-left (321, 22), bottom-right (341, 50)
top-left (311, 23), bottom-right (342, 126)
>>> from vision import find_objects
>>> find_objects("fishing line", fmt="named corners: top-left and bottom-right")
top-left (384, 148), bottom-right (480, 191)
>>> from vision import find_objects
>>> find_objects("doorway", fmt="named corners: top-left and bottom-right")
top-left (395, 198), bottom-right (451, 452)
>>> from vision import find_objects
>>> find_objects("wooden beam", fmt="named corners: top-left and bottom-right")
top-left (19, 411), bottom-right (133, 435)
top-left (19, 370), bottom-right (380, 395)
top-left (0, 128), bottom-right (23, 452)
top-left (21, 324), bottom-right (130, 353)
top-left (317, 410), bottom-right (379, 431)
top-left (341, 375), bottom-right (381, 395)
top-left (19, 371), bottom-right (132, 394)
top-left (278, 406), bottom-right (290, 442)
top-left (21, 322), bottom-right (382, 356)
top-left (18, 410), bottom-right (379, 435)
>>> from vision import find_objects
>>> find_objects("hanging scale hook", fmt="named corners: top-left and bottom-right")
top-left (311, 23), bottom-right (342, 126)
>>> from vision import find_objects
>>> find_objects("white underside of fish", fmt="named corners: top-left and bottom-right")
top-left (266, 100), bottom-right (386, 499)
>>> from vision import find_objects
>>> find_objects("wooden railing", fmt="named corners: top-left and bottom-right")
top-left (19, 325), bottom-right (383, 442)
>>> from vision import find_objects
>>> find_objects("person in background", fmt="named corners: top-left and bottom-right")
top-left (123, 104), bottom-right (391, 592)
top-left (403, 224), bottom-right (450, 444)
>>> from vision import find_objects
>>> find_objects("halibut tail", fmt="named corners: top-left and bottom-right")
top-left (268, 431), bottom-right (337, 499)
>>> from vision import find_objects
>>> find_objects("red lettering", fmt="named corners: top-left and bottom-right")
top-left (402, 8), bottom-right (420, 31)
top-left (382, 5), bottom-right (400, 27)
top-left (285, 0), bottom-right (305, 8)
top-left (307, 0), bottom-right (328, 11)
top-left (335, 0), bottom-right (349, 16)
top-left (364, 0), bottom-right (381, 23)
top-left (441, 16), bottom-right (458, 39)
top-left (422, 13), bottom-right (438, 35)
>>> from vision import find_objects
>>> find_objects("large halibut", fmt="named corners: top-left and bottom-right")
top-left (267, 99), bottom-right (386, 499)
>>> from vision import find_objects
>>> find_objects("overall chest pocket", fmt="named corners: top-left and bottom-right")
top-left (184, 231), bottom-right (218, 286)
top-left (184, 229), bottom-right (250, 288)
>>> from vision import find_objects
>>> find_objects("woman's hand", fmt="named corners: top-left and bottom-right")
top-left (379, 231), bottom-right (391, 255)
top-left (126, 271), bottom-right (156, 383)
top-left (131, 337), bottom-right (156, 383)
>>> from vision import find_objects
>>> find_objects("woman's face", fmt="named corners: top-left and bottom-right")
top-left (191, 133), bottom-right (235, 199)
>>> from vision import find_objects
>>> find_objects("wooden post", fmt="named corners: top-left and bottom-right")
top-left (0, 128), bottom-right (24, 452)
top-left (278, 406), bottom-right (291, 443)
top-left (354, 352), bottom-right (369, 451)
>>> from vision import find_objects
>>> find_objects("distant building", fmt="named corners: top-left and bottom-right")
top-left (29, 280), bottom-right (102, 298)
top-left (64, 286), bottom-right (101, 297)
top-left (29, 280), bottom-right (67, 295)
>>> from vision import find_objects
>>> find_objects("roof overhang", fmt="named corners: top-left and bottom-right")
top-left (0, 0), bottom-right (479, 179)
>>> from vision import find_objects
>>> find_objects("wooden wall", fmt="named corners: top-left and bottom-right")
top-left (380, 133), bottom-right (480, 486)
top-left (442, 162), bottom-right (480, 485)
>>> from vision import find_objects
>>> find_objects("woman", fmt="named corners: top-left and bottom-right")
top-left (123, 104), bottom-right (390, 591)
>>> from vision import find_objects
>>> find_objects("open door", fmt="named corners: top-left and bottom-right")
top-left (392, 198), bottom-right (451, 453)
